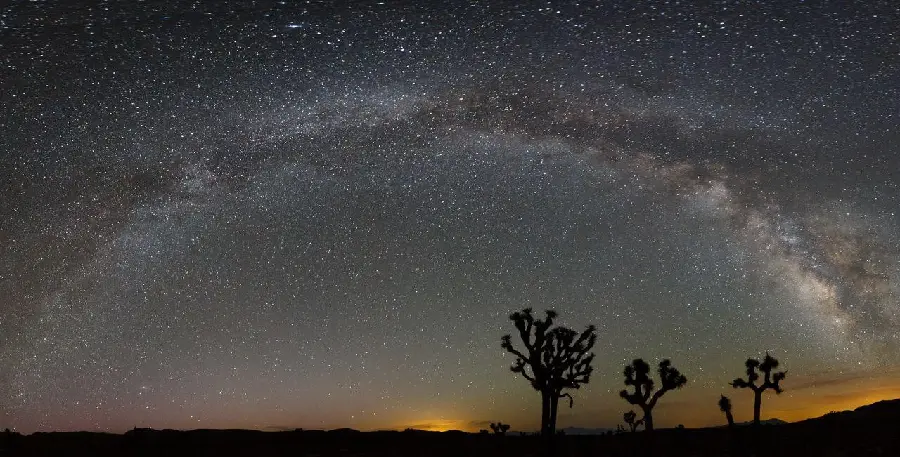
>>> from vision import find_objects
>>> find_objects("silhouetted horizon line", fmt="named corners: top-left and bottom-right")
top-left (7, 396), bottom-right (900, 437)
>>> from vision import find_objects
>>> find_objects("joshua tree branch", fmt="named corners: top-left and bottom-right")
top-left (501, 336), bottom-right (528, 361)
top-left (648, 387), bottom-right (666, 409)
top-left (511, 358), bottom-right (536, 382)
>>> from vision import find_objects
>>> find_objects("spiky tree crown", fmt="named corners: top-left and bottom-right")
top-left (489, 422), bottom-right (510, 434)
top-left (620, 358), bottom-right (653, 404)
top-left (718, 395), bottom-right (732, 412)
top-left (620, 358), bottom-right (687, 408)
top-left (731, 352), bottom-right (786, 393)
top-left (658, 359), bottom-right (688, 390)
top-left (501, 308), bottom-right (596, 398)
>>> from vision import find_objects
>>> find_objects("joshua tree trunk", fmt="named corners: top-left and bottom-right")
top-left (549, 393), bottom-right (559, 435)
top-left (541, 390), bottom-right (551, 435)
top-left (642, 407), bottom-right (654, 432)
top-left (753, 389), bottom-right (762, 425)
top-left (539, 389), bottom-right (559, 456)
top-left (538, 389), bottom-right (563, 437)
top-left (725, 410), bottom-right (734, 427)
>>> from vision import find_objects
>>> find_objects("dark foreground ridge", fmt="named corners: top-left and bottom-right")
top-left (3, 399), bottom-right (899, 456)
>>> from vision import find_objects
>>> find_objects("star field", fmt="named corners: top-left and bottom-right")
top-left (1, 1), bottom-right (899, 433)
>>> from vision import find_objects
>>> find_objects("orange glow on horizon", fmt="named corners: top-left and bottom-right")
top-left (371, 373), bottom-right (900, 433)
top-left (385, 419), bottom-right (476, 433)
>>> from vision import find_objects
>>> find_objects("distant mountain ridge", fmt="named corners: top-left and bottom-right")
top-left (4, 398), bottom-right (900, 456)
top-left (729, 418), bottom-right (788, 427)
top-left (511, 399), bottom-right (900, 434)
top-left (505, 426), bottom-right (616, 435)
top-left (797, 398), bottom-right (900, 424)
top-left (558, 426), bottom-right (614, 435)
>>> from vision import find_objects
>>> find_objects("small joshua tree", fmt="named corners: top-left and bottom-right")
top-left (619, 358), bottom-right (687, 431)
top-left (501, 308), bottom-right (596, 437)
top-left (489, 422), bottom-right (510, 435)
top-left (623, 410), bottom-right (643, 432)
top-left (718, 395), bottom-right (735, 428)
top-left (731, 352), bottom-right (786, 426)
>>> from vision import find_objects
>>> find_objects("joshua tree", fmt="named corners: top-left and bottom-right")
top-left (501, 308), bottom-right (596, 437)
top-left (730, 352), bottom-right (786, 426)
top-left (489, 422), bottom-right (510, 435)
top-left (619, 358), bottom-right (688, 431)
top-left (718, 395), bottom-right (735, 427)
top-left (623, 410), bottom-right (643, 432)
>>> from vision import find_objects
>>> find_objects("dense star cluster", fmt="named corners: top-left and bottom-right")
top-left (1, 1), bottom-right (898, 433)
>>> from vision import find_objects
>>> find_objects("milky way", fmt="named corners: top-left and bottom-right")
top-left (1, 1), bottom-right (898, 432)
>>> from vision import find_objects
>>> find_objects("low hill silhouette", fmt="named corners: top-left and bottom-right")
top-left (728, 417), bottom-right (788, 427)
top-left (2, 398), bottom-right (899, 456)
top-left (507, 426), bottom-right (613, 436)
top-left (799, 397), bottom-right (900, 424)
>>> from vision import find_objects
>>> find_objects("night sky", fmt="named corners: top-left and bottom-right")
top-left (1, 1), bottom-right (899, 434)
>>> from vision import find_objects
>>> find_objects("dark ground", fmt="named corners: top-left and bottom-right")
top-left (2, 399), bottom-right (899, 456)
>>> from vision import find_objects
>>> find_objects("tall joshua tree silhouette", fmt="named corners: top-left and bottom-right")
top-left (501, 308), bottom-right (596, 437)
top-left (718, 395), bottom-right (735, 428)
top-left (730, 352), bottom-right (786, 426)
top-left (619, 359), bottom-right (687, 431)
top-left (623, 410), bottom-right (643, 432)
